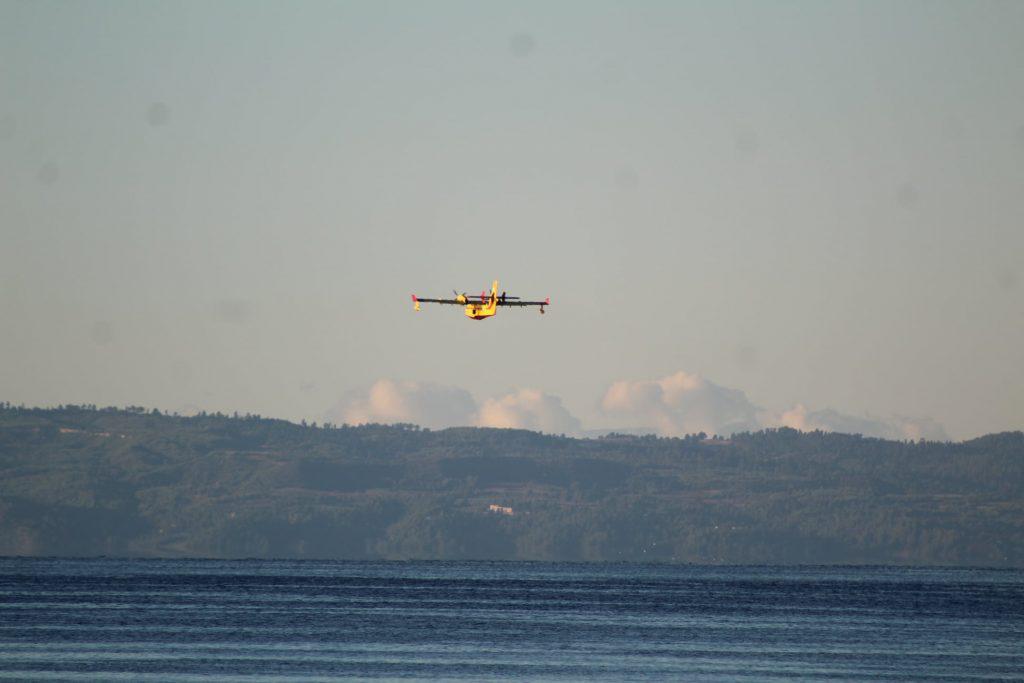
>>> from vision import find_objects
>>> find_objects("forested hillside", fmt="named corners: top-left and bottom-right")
top-left (1, 404), bottom-right (1021, 566)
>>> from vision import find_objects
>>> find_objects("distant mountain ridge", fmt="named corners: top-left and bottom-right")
top-left (1, 404), bottom-right (1021, 566)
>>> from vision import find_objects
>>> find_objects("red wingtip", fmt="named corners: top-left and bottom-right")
top-left (411, 294), bottom-right (418, 302)
top-left (545, 297), bottom-right (550, 305)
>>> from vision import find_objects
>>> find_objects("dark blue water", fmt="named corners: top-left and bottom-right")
top-left (1, 559), bottom-right (1022, 681)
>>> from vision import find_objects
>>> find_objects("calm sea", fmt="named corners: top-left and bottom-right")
top-left (1, 558), bottom-right (1021, 681)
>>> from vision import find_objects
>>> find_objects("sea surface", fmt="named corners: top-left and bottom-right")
top-left (0, 559), bottom-right (1022, 681)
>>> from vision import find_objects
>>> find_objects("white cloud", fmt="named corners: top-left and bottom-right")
top-left (599, 370), bottom-right (949, 440)
top-left (476, 389), bottom-right (581, 435)
top-left (328, 380), bottom-right (583, 434)
top-left (329, 379), bottom-right (477, 429)
top-left (893, 416), bottom-right (948, 441)
top-left (778, 404), bottom-right (948, 441)
top-left (331, 373), bottom-right (948, 441)
top-left (600, 370), bottom-right (761, 437)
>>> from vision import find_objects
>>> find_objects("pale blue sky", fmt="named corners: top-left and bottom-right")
top-left (2, 1), bottom-right (1022, 438)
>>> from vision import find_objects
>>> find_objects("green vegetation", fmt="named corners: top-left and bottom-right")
top-left (1, 403), bottom-right (1021, 566)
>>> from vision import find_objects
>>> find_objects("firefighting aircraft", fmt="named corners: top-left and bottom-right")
top-left (412, 280), bottom-right (550, 320)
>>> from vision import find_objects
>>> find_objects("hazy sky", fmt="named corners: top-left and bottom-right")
top-left (2, 1), bottom-right (1022, 439)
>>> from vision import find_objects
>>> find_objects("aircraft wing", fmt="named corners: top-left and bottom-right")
top-left (413, 297), bottom-right (465, 305)
top-left (497, 298), bottom-right (550, 307)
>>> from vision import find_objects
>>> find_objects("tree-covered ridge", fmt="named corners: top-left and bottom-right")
top-left (1, 403), bottom-right (1021, 566)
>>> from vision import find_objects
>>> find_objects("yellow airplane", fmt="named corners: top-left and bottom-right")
top-left (412, 280), bottom-right (550, 320)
